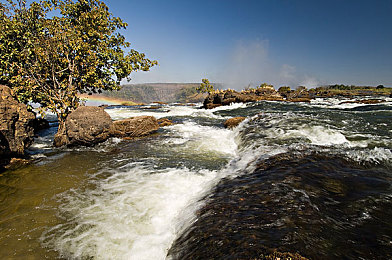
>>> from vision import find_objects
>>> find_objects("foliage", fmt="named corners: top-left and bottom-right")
top-left (0, 0), bottom-right (157, 122)
top-left (197, 78), bottom-right (214, 94)
top-left (258, 83), bottom-right (274, 89)
top-left (278, 86), bottom-right (291, 93)
top-left (376, 85), bottom-right (384, 89)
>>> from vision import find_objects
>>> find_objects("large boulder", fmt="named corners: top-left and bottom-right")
top-left (0, 85), bottom-right (35, 159)
top-left (54, 106), bottom-right (113, 147)
top-left (111, 116), bottom-right (159, 138)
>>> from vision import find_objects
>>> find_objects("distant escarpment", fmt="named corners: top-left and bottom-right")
top-left (102, 83), bottom-right (209, 104)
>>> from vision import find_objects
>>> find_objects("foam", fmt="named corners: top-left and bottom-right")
top-left (41, 165), bottom-right (220, 260)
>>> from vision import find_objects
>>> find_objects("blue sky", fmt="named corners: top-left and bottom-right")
top-left (6, 0), bottom-right (392, 88)
top-left (104, 0), bottom-right (392, 88)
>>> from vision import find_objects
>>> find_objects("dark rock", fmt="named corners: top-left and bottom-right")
top-left (4, 158), bottom-right (31, 170)
top-left (203, 89), bottom-right (284, 109)
top-left (54, 106), bottom-right (113, 147)
top-left (157, 118), bottom-right (174, 127)
top-left (111, 116), bottom-right (159, 138)
top-left (224, 117), bottom-right (246, 129)
top-left (287, 98), bottom-right (311, 103)
top-left (0, 85), bottom-right (35, 158)
top-left (340, 99), bottom-right (385, 105)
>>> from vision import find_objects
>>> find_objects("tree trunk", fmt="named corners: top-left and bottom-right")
top-left (53, 119), bottom-right (68, 147)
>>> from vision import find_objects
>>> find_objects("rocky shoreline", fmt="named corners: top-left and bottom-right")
top-left (203, 85), bottom-right (391, 109)
top-left (1, 83), bottom-right (391, 171)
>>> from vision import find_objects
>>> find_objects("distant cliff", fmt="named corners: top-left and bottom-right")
top-left (102, 83), bottom-right (207, 103)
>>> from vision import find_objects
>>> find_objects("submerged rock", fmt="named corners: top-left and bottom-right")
top-left (111, 116), bottom-right (159, 138)
top-left (0, 85), bottom-right (35, 158)
top-left (224, 117), bottom-right (246, 129)
top-left (157, 118), bottom-right (174, 127)
top-left (54, 106), bottom-right (113, 147)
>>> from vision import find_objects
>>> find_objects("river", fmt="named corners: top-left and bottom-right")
top-left (0, 97), bottom-right (391, 259)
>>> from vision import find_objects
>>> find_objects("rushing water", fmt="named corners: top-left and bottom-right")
top-left (0, 97), bottom-right (391, 259)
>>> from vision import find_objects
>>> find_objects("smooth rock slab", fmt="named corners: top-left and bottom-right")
top-left (111, 116), bottom-right (159, 138)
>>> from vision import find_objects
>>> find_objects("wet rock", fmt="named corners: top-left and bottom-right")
top-left (4, 158), bottom-right (31, 170)
top-left (168, 153), bottom-right (392, 259)
top-left (287, 98), bottom-right (311, 103)
top-left (111, 116), bottom-right (159, 138)
top-left (157, 118), bottom-right (174, 127)
top-left (340, 99), bottom-right (385, 105)
top-left (0, 85), bottom-right (35, 158)
top-left (224, 117), bottom-right (246, 129)
top-left (54, 106), bottom-right (113, 147)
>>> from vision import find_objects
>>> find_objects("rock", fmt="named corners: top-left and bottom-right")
top-left (224, 117), bottom-right (246, 129)
top-left (0, 85), bottom-right (35, 158)
top-left (287, 98), bottom-right (311, 103)
top-left (111, 116), bottom-right (159, 138)
top-left (157, 118), bottom-right (174, 127)
top-left (340, 99), bottom-right (385, 105)
top-left (4, 158), bottom-right (31, 170)
top-left (54, 106), bottom-right (113, 147)
top-left (203, 89), bottom-right (284, 109)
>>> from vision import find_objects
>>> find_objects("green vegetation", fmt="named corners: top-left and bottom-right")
top-left (258, 83), bottom-right (274, 89)
top-left (197, 78), bottom-right (215, 94)
top-left (278, 86), bottom-right (291, 93)
top-left (0, 0), bottom-right (157, 124)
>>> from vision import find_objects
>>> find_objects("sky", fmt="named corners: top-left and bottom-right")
top-left (6, 0), bottom-right (392, 89)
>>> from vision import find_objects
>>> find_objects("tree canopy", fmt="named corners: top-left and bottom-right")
top-left (0, 0), bottom-right (157, 121)
top-left (197, 78), bottom-right (214, 94)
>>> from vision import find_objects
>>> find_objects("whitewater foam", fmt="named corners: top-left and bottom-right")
top-left (41, 165), bottom-right (221, 260)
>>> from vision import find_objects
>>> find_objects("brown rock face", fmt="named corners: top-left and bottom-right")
top-left (111, 116), bottom-right (159, 138)
top-left (224, 117), bottom-right (246, 129)
top-left (0, 85), bottom-right (35, 158)
top-left (203, 89), bottom-right (284, 109)
top-left (54, 106), bottom-right (113, 147)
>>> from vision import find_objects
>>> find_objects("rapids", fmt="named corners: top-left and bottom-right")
top-left (0, 97), bottom-right (391, 259)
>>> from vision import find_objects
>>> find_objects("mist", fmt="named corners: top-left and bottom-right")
top-left (212, 40), bottom-right (321, 90)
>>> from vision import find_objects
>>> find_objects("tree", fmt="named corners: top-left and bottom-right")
top-left (258, 83), bottom-right (274, 89)
top-left (278, 86), bottom-right (291, 93)
top-left (0, 0), bottom-right (157, 124)
top-left (376, 85), bottom-right (384, 89)
top-left (197, 78), bottom-right (214, 94)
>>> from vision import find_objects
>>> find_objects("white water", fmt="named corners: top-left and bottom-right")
top-left (106, 102), bottom-right (246, 120)
top-left (41, 106), bottom-right (245, 260)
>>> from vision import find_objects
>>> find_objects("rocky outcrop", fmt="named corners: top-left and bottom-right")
top-left (54, 106), bottom-right (113, 147)
top-left (157, 118), bottom-right (174, 127)
top-left (0, 85), bottom-right (35, 160)
top-left (224, 117), bottom-right (246, 129)
top-left (111, 116), bottom-right (159, 138)
top-left (53, 106), bottom-right (161, 147)
top-left (203, 89), bottom-right (284, 109)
